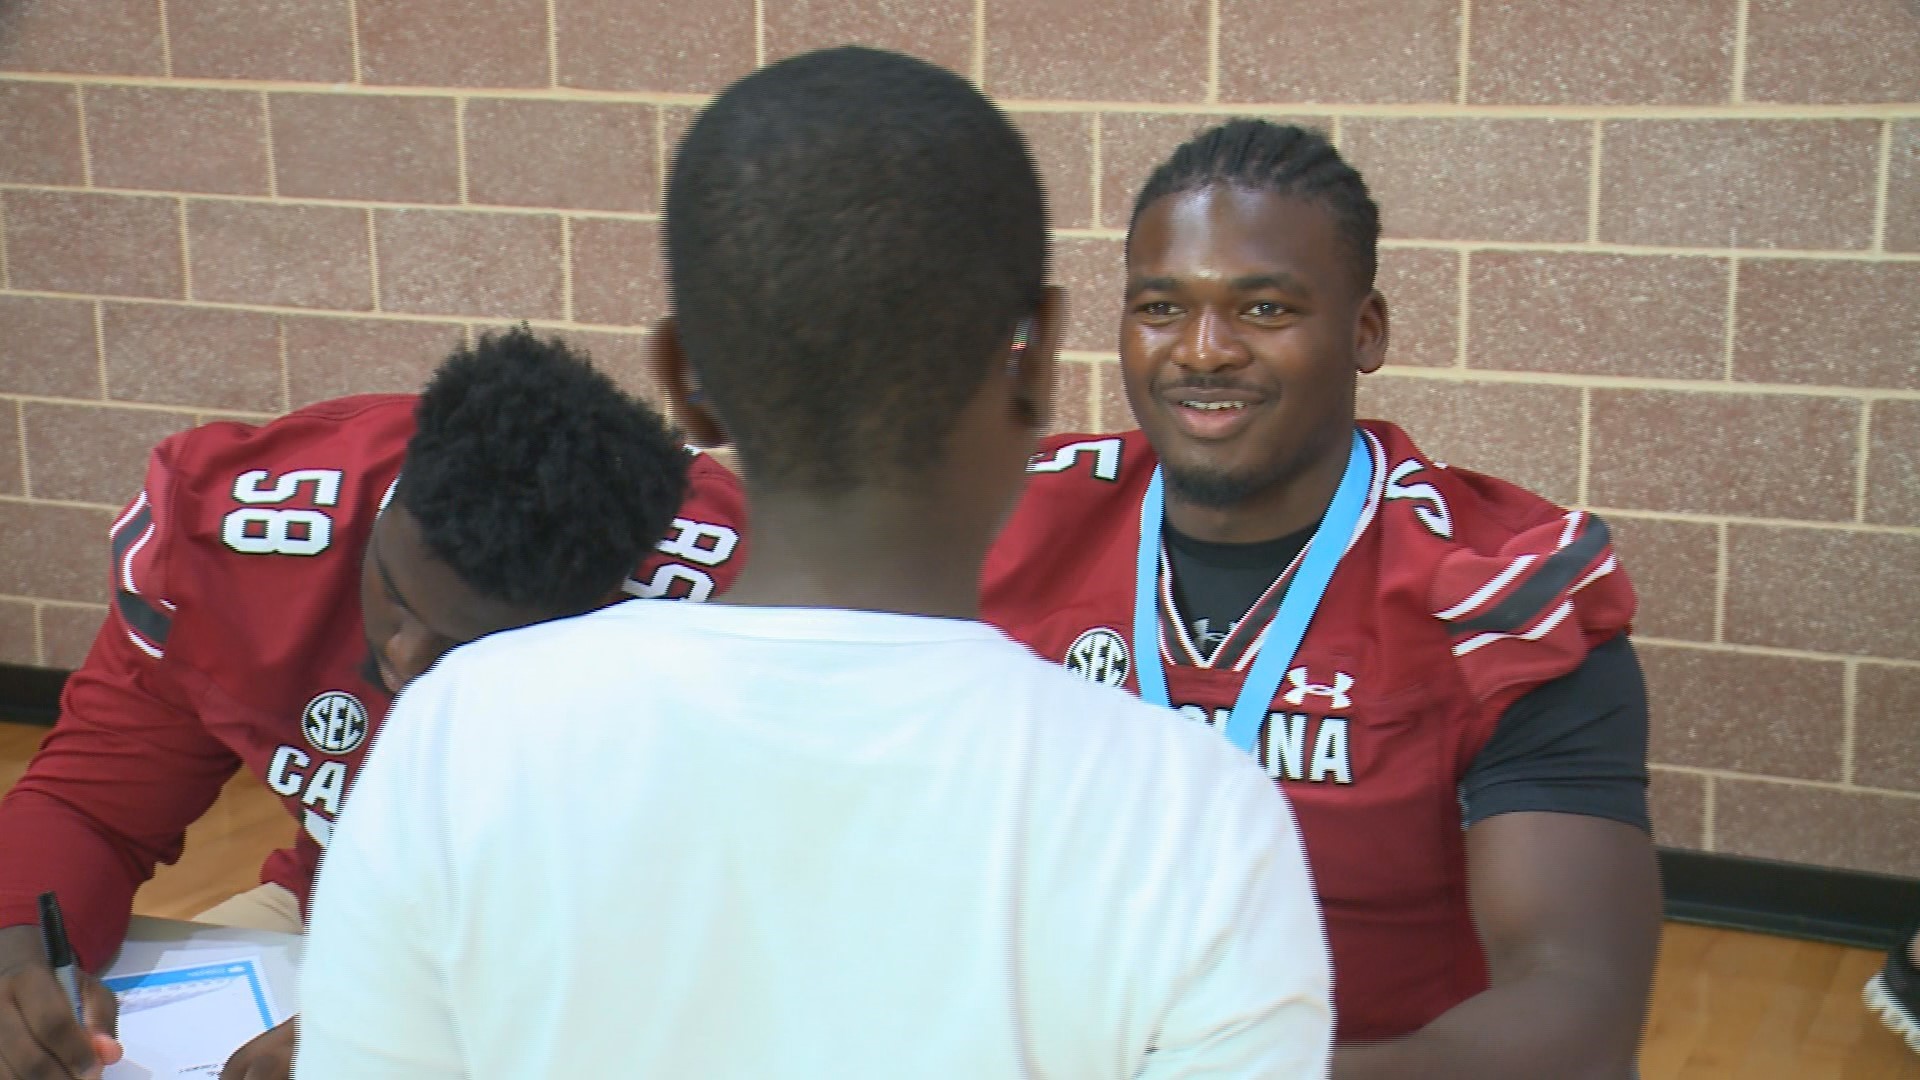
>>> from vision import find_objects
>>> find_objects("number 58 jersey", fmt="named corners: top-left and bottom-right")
top-left (0, 393), bottom-right (747, 967)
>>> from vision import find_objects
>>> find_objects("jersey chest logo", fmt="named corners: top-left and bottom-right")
top-left (302, 690), bottom-right (369, 754)
top-left (1065, 627), bottom-right (1130, 688)
top-left (1281, 667), bottom-right (1354, 711)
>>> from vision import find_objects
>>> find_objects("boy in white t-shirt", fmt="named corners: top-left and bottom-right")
top-left (296, 46), bottom-right (1331, 1079)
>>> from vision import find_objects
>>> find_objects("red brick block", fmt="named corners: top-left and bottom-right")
top-left (87, 87), bottom-right (270, 196)
top-left (1857, 663), bottom-right (1920, 793)
top-left (1608, 515), bottom-right (1717, 643)
top-left (1343, 119), bottom-right (1590, 243)
top-left (375, 209), bottom-right (564, 319)
top-left (0, 0), bottom-right (165, 75)
top-left (764, 0), bottom-right (974, 75)
top-left (1221, 0), bottom-right (1458, 104)
top-left (1589, 390), bottom-right (1857, 521)
top-left (1470, 0), bottom-right (1735, 105)
top-left (1468, 252), bottom-right (1727, 380)
top-left (3, 190), bottom-right (182, 298)
top-left (187, 201), bottom-right (373, 311)
top-left (1733, 260), bottom-right (1920, 391)
top-left (1598, 120), bottom-right (1880, 250)
top-left (284, 317), bottom-right (459, 408)
top-left (0, 296), bottom-right (100, 399)
top-left (1098, 113), bottom-right (1238, 230)
top-left (0, 501), bottom-right (113, 603)
top-left (1095, 357), bottom-right (1133, 432)
top-left (1888, 123), bottom-right (1919, 254)
top-left (271, 94), bottom-right (460, 205)
top-left (1640, 642), bottom-right (1844, 780)
top-left (358, 0), bottom-right (549, 87)
top-left (553, 328), bottom-right (659, 404)
top-left (466, 100), bottom-right (657, 213)
top-left (40, 603), bottom-right (106, 670)
top-left (1725, 526), bottom-right (1920, 661)
top-left (1866, 400), bottom-right (1920, 528)
top-left (1377, 248), bottom-right (1458, 369)
top-left (555, 0), bottom-right (753, 93)
top-left (1357, 377), bottom-right (1581, 506)
top-left (23, 402), bottom-right (192, 505)
top-left (570, 217), bottom-right (665, 328)
top-left (0, 405), bottom-right (20, 498)
top-left (1647, 767), bottom-right (1707, 850)
top-left (1008, 112), bottom-right (1094, 230)
top-left (1049, 357), bottom-right (1099, 435)
top-left (0, 82), bottom-right (82, 184)
top-left (660, 104), bottom-right (701, 194)
top-left (985, 0), bottom-right (1207, 102)
top-left (169, 0), bottom-right (354, 82)
top-left (1053, 236), bottom-right (1125, 353)
top-left (1715, 779), bottom-right (1920, 878)
top-left (1745, 0), bottom-right (1920, 104)
top-left (0, 600), bottom-right (35, 666)
top-left (101, 303), bottom-right (284, 413)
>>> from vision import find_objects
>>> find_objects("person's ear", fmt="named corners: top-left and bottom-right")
top-left (1010, 285), bottom-right (1067, 432)
top-left (1355, 289), bottom-right (1389, 375)
top-left (646, 318), bottom-right (729, 447)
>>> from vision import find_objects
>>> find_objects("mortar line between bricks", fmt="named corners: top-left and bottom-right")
top-left (1453, 250), bottom-right (1470, 368)
top-left (546, 0), bottom-right (560, 89)
top-left (30, 604), bottom-right (45, 668)
top-left (1360, 364), bottom-right (1920, 401)
top-left (1855, 402), bottom-right (1873, 523)
top-left (276, 319), bottom-right (291, 413)
top-left (92, 301), bottom-right (109, 398)
top-left (1047, 227), bottom-right (1920, 261)
top-left (1576, 388), bottom-right (1590, 507)
top-left (261, 93), bottom-right (279, 199)
top-left (345, 0), bottom-right (363, 84)
top-left (454, 98), bottom-right (471, 205)
top-left (972, 0), bottom-right (986, 85)
top-left (14, 400), bottom-right (30, 499)
top-left (1456, 0), bottom-right (1472, 105)
top-left (1642, 763), bottom-right (1920, 801)
top-left (1722, 256), bottom-right (1739, 381)
top-left (7, 73), bottom-right (1920, 118)
top-left (154, 0), bottom-right (173, 76)
top-left (175, 197), bottom-right (192, 300)
top-left (74, 86), bottom-right (94, 188)
top-left (0, 193), bottom-right (11, 290)
top-left (1712, 523), bottom-right (1729, 642)
top-left (0, 294), bottom-right (676, 337)
top-left (0, 595), bottom-right (109, 611)
top-left (0, 493), bottom-right (120, 512)
top-left (1841, 660), bottom-right (1858, 786)
top-left (753, 0), bottom-right (766, 68)
top-left (1206, 0), bottom-right (1220, 104)
top-left (1872, 120), bottom-right (1893, 253)
top-left (1701, 777), bottom-right (1716, 851)
top-left (1730, 0), bottom-right (1750, 104)
top-left (365, 209), bottom-right (382, 311)
top-left (560, 217), bottom-right (575, 323)
top-left (1586, 121), bottom-right (1602, 244)
top-left (0, 182), bottom-right (672, 221)
top-left (1597, 506), bottom-right (1920, 536)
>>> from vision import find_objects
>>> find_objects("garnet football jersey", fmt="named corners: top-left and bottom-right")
top-left (0, 394), bottom-right (747, 968)
top-left (981, 419), bottom-right (1636, 1041)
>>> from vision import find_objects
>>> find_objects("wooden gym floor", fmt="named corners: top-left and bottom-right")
top-left (1, 720), bottom-right (1914, 1077)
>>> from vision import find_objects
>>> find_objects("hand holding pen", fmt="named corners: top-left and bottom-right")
top-left (0, 893), bottom-right (122, 1080)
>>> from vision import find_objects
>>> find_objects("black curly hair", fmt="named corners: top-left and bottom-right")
top-left (1130, 119), bottom-right (1380, 290)
top-left (396, 326), bottom-right (689, 615)
top-left (664, 46), bottom-right (1048, 492)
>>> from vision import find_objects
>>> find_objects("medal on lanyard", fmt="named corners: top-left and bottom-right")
top-left (1132, 429), bottom-right (1372, 753)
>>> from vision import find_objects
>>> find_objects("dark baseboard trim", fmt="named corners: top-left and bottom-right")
top-left (2, 662), bottom-right (1913, 950)
top-left (0, 663), bottom-right (66, 725)
top-left (1659, 847), bottom-right (1918, 951)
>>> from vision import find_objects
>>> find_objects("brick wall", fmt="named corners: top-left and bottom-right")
top-left (0, 0), bottom-right (1915, 876)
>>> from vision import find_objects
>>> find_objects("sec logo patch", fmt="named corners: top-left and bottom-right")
top-left (1065, 627), bottom-right (1130, 688)
top-left (302, 691), bottom-right (369, 755)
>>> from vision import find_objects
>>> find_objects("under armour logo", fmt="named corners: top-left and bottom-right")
top-left (1280, 667), bottom-right (1354, 711)
top-left (1065, 627), bottom-right (1131, 688)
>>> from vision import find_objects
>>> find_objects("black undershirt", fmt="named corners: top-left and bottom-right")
top-left (1160, 521), bottom-right (1651, 832)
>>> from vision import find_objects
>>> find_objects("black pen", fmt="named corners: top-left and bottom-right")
top-left (36, 892), bottom-right (85, 1024)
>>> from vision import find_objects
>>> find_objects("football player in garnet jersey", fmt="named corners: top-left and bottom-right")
top-left (0, 327), bottom-right (747, 1080)
top-left (983, 119), bottom-right (1661, 1078)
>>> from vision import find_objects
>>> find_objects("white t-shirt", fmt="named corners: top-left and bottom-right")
top-left (296, 601), bottom-right (1330, 1079)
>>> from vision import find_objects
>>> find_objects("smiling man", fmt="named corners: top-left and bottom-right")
top-left (0, 327), bottom-right (745, 1080)
top-left (984, 120), bottom-right (1661, 1078)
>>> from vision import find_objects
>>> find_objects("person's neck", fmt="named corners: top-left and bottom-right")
top-left (718, 485), bottom-right (990, 622)
top-left (1164, 433), bottom-right (1352, 546)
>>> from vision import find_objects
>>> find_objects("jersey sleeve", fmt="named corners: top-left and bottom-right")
top-left (1457, 635), bottom-right (1651, 832)
top-left (0, 445), bottom-right (244, 969)
top-left (1429, 510), bottom-right (1637, 719)
top-left (623, 451), bottom-right (750, 603)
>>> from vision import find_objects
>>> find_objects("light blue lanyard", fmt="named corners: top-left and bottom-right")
top-left (1132, 429), bottom-right (1371, 752)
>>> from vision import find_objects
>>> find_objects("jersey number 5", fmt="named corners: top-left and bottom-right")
top-left (221, 469), bottom-right (343, 556)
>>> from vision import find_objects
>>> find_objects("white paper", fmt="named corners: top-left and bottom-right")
top-left (101, 957), bottom-right (277, 1079)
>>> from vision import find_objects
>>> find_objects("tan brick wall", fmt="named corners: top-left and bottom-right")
top-left (0, 0), bottom-right (1915, 875)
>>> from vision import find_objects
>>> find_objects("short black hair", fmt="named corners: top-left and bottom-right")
top-left (398, 326), bottom-right (689, 615)
top-left (665, 46), bottom-right (1047, 492)
top-left (1130, 120), bottom-right (1380, 290)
